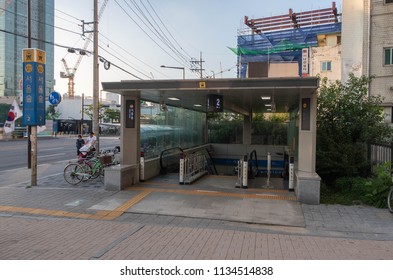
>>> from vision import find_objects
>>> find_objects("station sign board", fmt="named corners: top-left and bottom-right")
top-left (22, 48), bottom-right (46, 126)
top-left (207, 94), bottom-right (223, 112)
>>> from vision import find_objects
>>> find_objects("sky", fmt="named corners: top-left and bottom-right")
top-left (54, 0), bottom-right (342, 98)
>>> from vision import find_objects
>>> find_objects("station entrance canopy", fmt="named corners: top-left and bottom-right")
top-left (102, 77), bottom-right (321, 205)
top-left (102, 77), bottom-right (319, 115)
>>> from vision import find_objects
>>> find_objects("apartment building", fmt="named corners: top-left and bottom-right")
top-left (341, 0), bottom-right (393, 122)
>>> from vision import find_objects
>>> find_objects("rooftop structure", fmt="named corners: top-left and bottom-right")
top-left (234, 2), bottom-right (342, 78)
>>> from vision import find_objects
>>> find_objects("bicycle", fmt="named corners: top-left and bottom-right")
top-left (63, 157), bottom-right (103, 185)
top-left (388, 186), bottom-right (393, 213)
top-left (63, 154), bottom-right (116, 185)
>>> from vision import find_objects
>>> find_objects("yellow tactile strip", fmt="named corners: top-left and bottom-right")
top-left (128, 186), bottom-right (297, 201)
top-left (140, 181), bottom-right (291, 194)
top-left (0, 189), bottom-right (153, 221)
top-left (0, 184), bottom-right (295, 221)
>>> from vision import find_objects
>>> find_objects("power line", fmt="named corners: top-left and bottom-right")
top-left (99, 32), bottom-right (172, 79)
top-left (55, 8), bottom-right (82, 22)
top-left (146, 0), bottom-right (194, 62)
top-left (132, 0), bottom-right (191, 65)
top-left (0, 6), bottom-right (81, 36)
top-left (114, 0), bottom-right (191, 69)
top-left (0, 3), bottom-right (154, 80)
top-left (1, 1), bottom-right (210, 80)
top-left (0, 28), bottom-right (144, 80)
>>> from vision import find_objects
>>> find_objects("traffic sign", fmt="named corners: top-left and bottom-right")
top-left (48, 91), bottom-right (62, 105)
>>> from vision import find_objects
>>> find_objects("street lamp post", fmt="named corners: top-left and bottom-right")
top-left (160, 65), bottom-right (185, 79)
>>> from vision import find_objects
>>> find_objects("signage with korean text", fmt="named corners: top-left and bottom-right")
top-left (301, 48), bottom-right (309, 76)
top-left (22, 48), bottom-right (46, 126)
top-left (125, 100), bottom-right (135, 128)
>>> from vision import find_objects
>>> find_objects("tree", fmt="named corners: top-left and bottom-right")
top-left (316, 74), bottom-right (393, 184)
top-left (46, 104), bottom-right (61, 120)
top-left (83, 104), bottom-right (106, 121)
top-left (103, 108), bottom-right (120, 123)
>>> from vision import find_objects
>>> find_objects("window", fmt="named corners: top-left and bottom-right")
top-left (385, 48), bottom-right (393, 65)
top-left (321, 61), bottom-right (332, 72)
top-left (385, 0), bottom-right (393, 4)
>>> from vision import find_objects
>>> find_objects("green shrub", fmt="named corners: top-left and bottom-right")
top-left (321, 163), bottom-right (392, 208)
top-left (320, 178), bottom-right (368, 205)
top-left (363, 162), bottom-right (391, 208)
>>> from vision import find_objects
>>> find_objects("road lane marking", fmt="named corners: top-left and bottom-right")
top-left (39, 148), bottom-right (64, 152)
top-left (38, 153), bottom-right (66, 158)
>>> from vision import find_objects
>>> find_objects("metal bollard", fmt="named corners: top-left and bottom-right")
top-left (242, 154), bottom-right (248, 189)
top-left (179, 152), bottom-right (185, 184)
top-left (140, 151), bottom-right (145, 182)
top-left (288, 156), bottom-right (294, 191)
top-left (236, 155), bottom-right (248, 188)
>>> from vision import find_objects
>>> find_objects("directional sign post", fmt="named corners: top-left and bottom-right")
top-left (22, 48), bottom-right (46, 126)
top-left (22, 48), bottom-right (46, 186)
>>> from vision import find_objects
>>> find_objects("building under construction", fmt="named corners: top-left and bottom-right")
top-left (233, 2), bottom-right (341, 78)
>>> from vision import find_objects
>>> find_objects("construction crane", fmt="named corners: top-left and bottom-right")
top-left (60, 0), bottom-right (109, 98)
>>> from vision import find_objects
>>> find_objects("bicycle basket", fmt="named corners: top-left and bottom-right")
top-left (99, 155), bottom-right (112, 165)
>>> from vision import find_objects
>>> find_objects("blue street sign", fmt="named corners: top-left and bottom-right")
top-left (22, 49), bottom-right (46, 126)
top-left (48, 91), bottom-right (62, 105)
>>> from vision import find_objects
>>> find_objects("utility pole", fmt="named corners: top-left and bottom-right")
top-left (27, 0), bottom-right (37, 186)
top-left (81, 93), bottom-right (84, 135)
top-left (27, 0), bottom-right (31, 170)
top-left (93, 0), bottom-right (100, 154)
top-left (190, 52), bottom-right (205, 79)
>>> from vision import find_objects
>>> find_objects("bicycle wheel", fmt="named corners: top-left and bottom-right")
top-left (98, 166), bottom-right (105, 183)
top-left (79, 161), bottom-right (93, 181)
top-left (64, 163), bottom-right (84, 185)
top-left (388, 188), bottom-right (393, 213)
top-left (90, 160), bottom-right (102, 179)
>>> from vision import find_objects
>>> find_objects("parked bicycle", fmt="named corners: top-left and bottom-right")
top-left (388, 186), bottom-right (393, 213)
top-left (63, 153), bottom-right (117, 185)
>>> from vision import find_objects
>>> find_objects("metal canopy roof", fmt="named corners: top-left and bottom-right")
top-left (102, 77), bottom-right (319, 115)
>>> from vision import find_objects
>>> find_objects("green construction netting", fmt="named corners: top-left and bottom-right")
top-left (228, 41), bottom-right (313, 55)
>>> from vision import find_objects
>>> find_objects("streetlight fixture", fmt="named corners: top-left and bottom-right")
top-left (160, 65), bottom-right (185, 79)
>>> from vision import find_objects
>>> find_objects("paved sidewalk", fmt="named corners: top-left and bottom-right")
top-left (1, 168), bottom-right (393, 259)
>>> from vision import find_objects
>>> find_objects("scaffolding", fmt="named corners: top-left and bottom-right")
top-left (235, 2), bottom-right (341, 78)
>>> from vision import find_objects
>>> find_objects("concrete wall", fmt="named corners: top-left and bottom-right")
top-left (341, 0), bottom-right (366, 81)
top-left (342, 0), bottom-right (393, 108)
top-left (368, 0), bottom-right (393, 105)
top-left (268, 63), bottom-right (299, 78)
top-left (310, 44), bottom-right (342, 82)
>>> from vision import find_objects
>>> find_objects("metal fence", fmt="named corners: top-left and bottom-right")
top-left (368, 142), bottom-right (392, 166)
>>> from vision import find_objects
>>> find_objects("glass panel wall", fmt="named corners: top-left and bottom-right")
top-left (251, 113), bottom-right (289, 145)
top-left (141, 101), bottom-right (206, 159)
top-left (207, 112), bottom-right (243, 144)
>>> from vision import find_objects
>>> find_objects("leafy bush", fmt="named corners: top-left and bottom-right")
top-left (321, 163), bottom-right (391, 208)
top-left (317, 74), bottom-right (393, 185)
top-left (363, 162), bottom-right (391, 208)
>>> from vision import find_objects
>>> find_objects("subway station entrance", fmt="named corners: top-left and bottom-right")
top-left (102, 77), bottom-right (320, 204)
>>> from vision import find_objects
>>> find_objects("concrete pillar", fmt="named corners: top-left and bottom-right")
top-left (295, 91), bottom-right (321, 204)
top-left (105, 92), bottom-right (141, 191)
top-left (121, 93), bottom-right (140, 169)
top-left (298, 93), bottom-right (317, 173)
